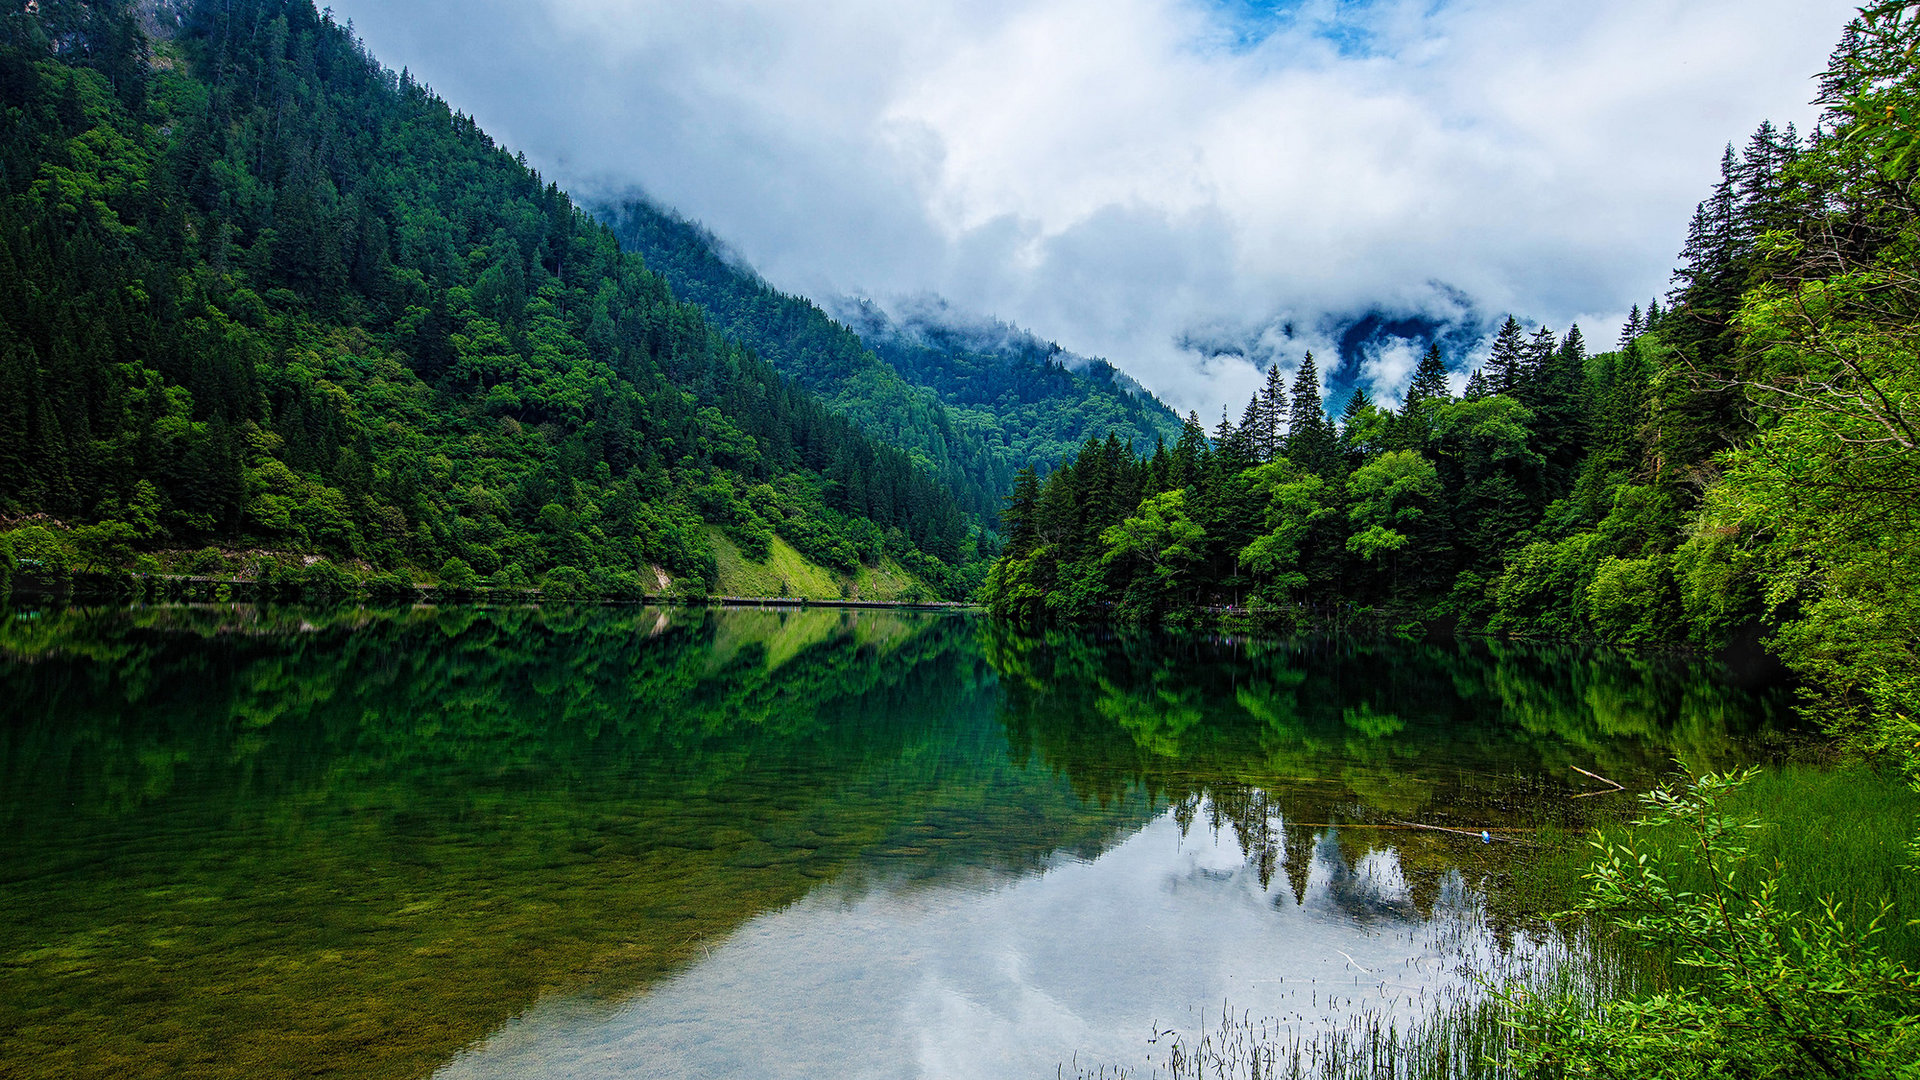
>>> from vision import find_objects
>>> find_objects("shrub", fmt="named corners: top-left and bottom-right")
top-left (1673, 528), bottom-right (1763, 646)
top-left (438, 557), bottom-right (476, 591)
top-left (1585, 555), bottom-right (1682, 644)
top-left (5, 527), bottom-right (72, 590)
top-left (1493, 534), bottom-right (1598, 637)
top-left (296, 559), bottom-right (355, 596)
top-left (183, 547), bottom-right (227, 576)
top-left (1507, 770), bottom-right (1920, 1078)
top-left (601, 571), bottom-right (649, 603)
top-left (363, 572), bottom-right (416, 599)
top-left (541, 565), bottom-right (592, 601)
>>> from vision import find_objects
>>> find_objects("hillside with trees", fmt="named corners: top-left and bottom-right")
top-left (598, 198), bottom-right (1183, 522)
top-left (987, 3), bottom-right (1919, 782)
top-left (0, 0), bottom-right (981, 600)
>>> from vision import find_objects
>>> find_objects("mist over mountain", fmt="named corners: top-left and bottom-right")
top-left (601, 196), bottom-right (1182, 494)
top-left (325, 0), bottom-right (1851, 422)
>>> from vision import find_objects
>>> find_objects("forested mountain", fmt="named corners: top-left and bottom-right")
top-left (0, 0), bottom-right (979, 598)
top-left (597, 198), bottom-right (1182, 521)
top-left (828, 293), bottom-right (1184, 470)
top-left (987, 1), bottom-right (1920, 773)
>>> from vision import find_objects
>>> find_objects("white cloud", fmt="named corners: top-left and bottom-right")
top-left (329, 0), bottom-right (1855, 417)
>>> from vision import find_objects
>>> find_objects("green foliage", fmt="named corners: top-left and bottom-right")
top-left (3, 526), bottom-right (71, 589)
top-left (540, 565), bottom-right (592, 601)
top-left (1492, 534), bottom-right (1599, 638)
top-left (438, 556), bottom-right (476, 591)
top-left (1100, 489), bottom-right (1206, 614)
top-left (1239, 464), bottom-right (1333, 601)
top-left (601, 201), bottom-right (1183, 526)
top-left (1508, 770), bottom-right (1920, 1079)
top-left (1585, 555), bottom-right (1682, 646)
top-left (0, 0), bottom-right (977, 600)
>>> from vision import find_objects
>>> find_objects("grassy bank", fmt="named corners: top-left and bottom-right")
top-left (1520, 763), bottom-right (1920, 965)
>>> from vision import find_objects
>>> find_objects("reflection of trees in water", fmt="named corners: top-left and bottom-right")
top-left (1170, 783), bottom-right (1435, 921)
top-left (0, 610), bottom-right (1796, 1079)
top-left (0, 606), bottom-right (1145, 1080)
top-left (986, 622), bottom-right (1791, 924)
top-left (0, 605), bottom-right (986, 825)
top-left (985, 621), bottom-right (1791, 826)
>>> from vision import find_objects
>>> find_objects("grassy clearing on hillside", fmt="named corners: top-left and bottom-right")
top-left (707, 530), bottom-right (928, 602)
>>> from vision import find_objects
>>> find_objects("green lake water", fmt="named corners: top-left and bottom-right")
top-left (0, 605), bottom-right (1791, 1079)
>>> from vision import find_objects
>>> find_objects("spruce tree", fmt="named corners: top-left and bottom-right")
top-left (1003, 466), bottom-right (1041, 557)
top-left (1259, 361), bottom-right (1288, 458)
top-left (1484, 317), bottom-right (1528, 394)
top-left (1285, 352), bottom-right (1338, 475)
top-left (1463, 368), bottom-right (1491, 400)
top-left (1169, 411), bottom-right (1208, 488)
top-left (1521, 325), bottom-right (1558, 402)
top-left (1341, 385), bottom-right (1374, 424)
top-left (1404, 343), bottom-right (1450, 409)
top-left (1619, 304), bottom-right (1643, 348)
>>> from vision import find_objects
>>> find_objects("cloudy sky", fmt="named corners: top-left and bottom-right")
top-left (328, 0), bottom-right (1857, 416)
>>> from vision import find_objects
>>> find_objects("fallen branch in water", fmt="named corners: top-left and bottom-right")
top-left (1387, 820), bottom-right (1536, 845)
top-left (1570, 764), bottom-right (1627, 797)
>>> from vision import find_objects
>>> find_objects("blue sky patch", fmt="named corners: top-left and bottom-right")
top-left (1199, 0), bottom-right (1411, 57)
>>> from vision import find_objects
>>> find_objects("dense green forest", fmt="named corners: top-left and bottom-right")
top-left (0, 0), bottom-right (983, 599)
top-left (598, 198), bottom-right (1182, 522)
top-left (833, 295), bottom-right (1184, 477)
top-left (986, 4), bottom-right (1920, 780)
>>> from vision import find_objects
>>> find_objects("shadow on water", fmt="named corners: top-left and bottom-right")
top-left (0, 607), bottom-right (1792, 1079)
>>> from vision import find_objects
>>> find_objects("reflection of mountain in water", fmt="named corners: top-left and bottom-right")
top-left (0, 608), bottom-right (1789, 1080)
top-left (0, 606), bottom-right (1148, 1080)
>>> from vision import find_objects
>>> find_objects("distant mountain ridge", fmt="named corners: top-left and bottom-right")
top-left (824, 294), bottom-right (1185, 468)
top-left (597, 198), bottom-right (1184, 518)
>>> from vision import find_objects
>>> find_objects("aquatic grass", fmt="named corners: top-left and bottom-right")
top-left (1061, 911), bottom-right (1641, 1080)
top-left (1522, 762), bottom-right (1920, 964)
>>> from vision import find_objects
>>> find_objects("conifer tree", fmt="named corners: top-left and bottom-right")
top-left (1237, 394), bottom-right (1265, 455)
top-left (1619, 305), bottom-right (1643, 348)
top-left (1404, 344), bottom-right (1451, 409)
top-left (1003, 466), bottom-right (1041, 557)
top-left (1168, 411), bottom-right (1208, 488)
top-left (1521, 325), bottom-right (1558, 402)
top-left (1463, 368), bottom-right (1491, 400)
top-left (1484, 317), bottom-right (1528, 394)
top-left (1257, 362), bottom-right (1288, 458)
top-left (1284, 353), bottom-right (1338, 475)
top-left (1341, 386), bottom-right (1374, 423)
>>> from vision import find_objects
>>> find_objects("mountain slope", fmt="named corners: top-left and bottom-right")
top-left (828, 293), bottom-right (1185, 471)
top-left (597, 198), bottom-right (1183, 517)
top-left (0, 0), bottom-right (977, 596)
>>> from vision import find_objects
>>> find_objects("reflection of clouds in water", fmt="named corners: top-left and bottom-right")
top-left (432, 806), bottom-right (1497, 1080)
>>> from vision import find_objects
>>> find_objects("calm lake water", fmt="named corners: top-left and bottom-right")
top-left (0, 605), bottom-right (1790, 1079)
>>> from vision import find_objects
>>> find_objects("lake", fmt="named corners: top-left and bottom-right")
top-left (0, 605), bottom-right (1791, 1079)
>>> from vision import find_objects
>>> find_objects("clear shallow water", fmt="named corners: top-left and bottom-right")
top-left (0, 605), bottom-right (1790, 1079)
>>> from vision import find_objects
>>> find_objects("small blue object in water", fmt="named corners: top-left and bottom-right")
top-left (1481, 831), bottom-right (1492, 844)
